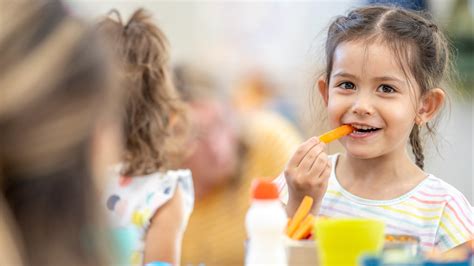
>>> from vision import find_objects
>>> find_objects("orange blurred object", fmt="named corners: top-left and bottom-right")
top-left (251, 179), bottom-right (279, 200)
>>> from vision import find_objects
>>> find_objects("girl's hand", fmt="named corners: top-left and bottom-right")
top-left (284, 137), bottom-right (331, 217)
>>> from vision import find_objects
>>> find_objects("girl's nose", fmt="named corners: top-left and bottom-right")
top-left (351, 92), bottom-right (375, 116)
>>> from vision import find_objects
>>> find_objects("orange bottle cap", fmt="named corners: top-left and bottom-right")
top-left (251, 179), bottom-right (279, 200)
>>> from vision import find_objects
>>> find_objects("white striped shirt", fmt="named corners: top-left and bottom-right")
top-left (274, 154), bottom-right (473, 252)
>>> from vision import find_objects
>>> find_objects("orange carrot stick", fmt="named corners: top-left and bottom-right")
top-left (286, 196), bottom-right (313, 237)
top-left (285, 218), bottom-right (292, 235)
top-left (319, 125), bottom-right (354, 144)
top-left (291, 214), bottom-right (316, 240)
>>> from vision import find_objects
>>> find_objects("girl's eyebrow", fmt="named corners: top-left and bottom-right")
top-left (331, 71), bottom-right (358, 80)
top-left (332, 71), bottom-right (404, 84)
top-left (373, 76), bottom-right (404, 84)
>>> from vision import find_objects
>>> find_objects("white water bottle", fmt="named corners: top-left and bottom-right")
top-left (245, 179), bottom-right (287, 266)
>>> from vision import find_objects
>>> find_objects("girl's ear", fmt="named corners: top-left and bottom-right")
top-left (416, 88), bottom-right (445, 125)
top-left (318, 76), bottom-right (329, 106)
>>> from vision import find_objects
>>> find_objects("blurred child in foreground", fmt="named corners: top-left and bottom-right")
top-left (0, 1), bottom-right (120, 265)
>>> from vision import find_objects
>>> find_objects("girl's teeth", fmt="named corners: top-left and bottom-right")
top-left (352, 125), bottom-right (376, 130)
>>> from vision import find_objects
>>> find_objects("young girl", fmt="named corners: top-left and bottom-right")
top-left (97, 9), bottom-right (194, 265)
top-left (275, 5), bottom-right (472, 252)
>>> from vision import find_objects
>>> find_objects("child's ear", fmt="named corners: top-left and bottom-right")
top-left (416, 88), bottom-right (445, 125)
top-left (318, 76), bottom-right (329, 106)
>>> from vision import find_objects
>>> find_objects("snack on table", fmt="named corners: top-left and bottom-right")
top-left (385, 234), bottom-right (419, 244)
top-left (286, 196), bottom-right (313, 237)
top-left (383, 234), bottom-right (422, 264)
top-left (290, 214), bottom-right (316, 240)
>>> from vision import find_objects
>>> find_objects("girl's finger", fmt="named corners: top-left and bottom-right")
top-left (308, 151), bottom-right (328, 178)
top-left (320, 163), bottom-right (331, 182)
top-left (287, 137), bottom-right (320, 168)
top-left (298, 142), bottom-right (325, 172)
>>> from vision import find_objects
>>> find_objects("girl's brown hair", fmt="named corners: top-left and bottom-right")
top-left (323, 5), bottom-right (454, 169)
top-left (0, 1), bottom-right (116, 265)
top-left (97, 9), bottom-right (188, 176)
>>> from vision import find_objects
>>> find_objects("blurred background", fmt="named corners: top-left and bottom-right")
top-left (67, 0), bottom-right (473, 203)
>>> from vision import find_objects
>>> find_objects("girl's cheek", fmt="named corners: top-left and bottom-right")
top-left (327, 102), bottom-right (344, 124)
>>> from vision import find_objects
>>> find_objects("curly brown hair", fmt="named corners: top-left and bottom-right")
top-left (97, 9), bottom-right (188, 176)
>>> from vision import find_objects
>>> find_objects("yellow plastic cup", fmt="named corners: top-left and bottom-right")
top-left (314, 218), bottom-right (385, 266)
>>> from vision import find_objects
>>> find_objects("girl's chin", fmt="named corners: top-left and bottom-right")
top-left (343, 147), bottom-right (380, 159)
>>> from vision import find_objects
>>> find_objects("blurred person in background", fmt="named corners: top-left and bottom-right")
top-left (97, 9), bottom-right (194, 265)
top-left (367, 0), bottom-right (428, 11)
top-left (232, 71), bottom-right (299, 127)
top-left (0, 1), bottom-right (120, 265)
top-left (445, 0), bottom-right (474, 93)
top-left (174, 64), bottom-right (303, 265)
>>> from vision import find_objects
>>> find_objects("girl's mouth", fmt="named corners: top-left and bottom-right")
top-left (349, 124), bottom-right (381, 138)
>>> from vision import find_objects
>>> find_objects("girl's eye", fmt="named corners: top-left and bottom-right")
top-left (338, 82), bottom-right (355, 90)
top-left (377, 84), bottom-right (396, 93)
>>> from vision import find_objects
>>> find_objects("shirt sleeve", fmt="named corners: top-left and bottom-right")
top-left (435, 192), bottom-right (473, 251)
top-left (127, 169), bottom-right (194, 232)
top-left (273, 172), bottom-right (289, 205)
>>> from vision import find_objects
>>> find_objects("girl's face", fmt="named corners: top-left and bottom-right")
top-left (322, 40), bottom-right (421, 160)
